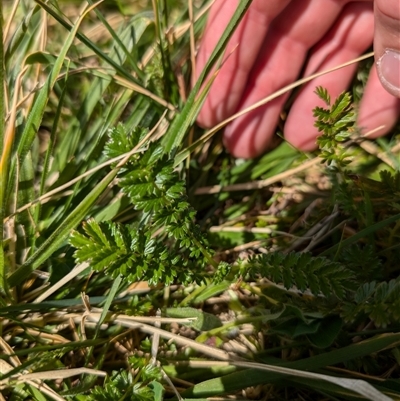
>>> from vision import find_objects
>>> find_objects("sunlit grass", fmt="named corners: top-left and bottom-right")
top-left (1, 1), bottom-right (400, 400)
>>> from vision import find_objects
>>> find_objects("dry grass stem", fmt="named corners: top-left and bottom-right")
top-left (4, 111), bottom-right (168, 223)
top-left (196, 157), bottom-right (321, 194)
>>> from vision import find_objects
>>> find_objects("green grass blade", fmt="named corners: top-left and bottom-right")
top-left (162, 0), bottom-right (254, 155)
top-left (52, 13), bottom-right (152, 173)
top-left (17, 153), bottom-right (36, 253)
top-left (83, 276), bottom-right (123, 368)
top-left (7, 167), bottom-right (119, 287)
top-left (0, 0), bottom-right (4, 172)
top-left (86, 0), bottom-right (146, 80)
top-left (0, 339), bottom-right (105, 359)
top-left (321, 212), bottom-right (400, 257)
top-left (7, 2), bottom-right (102, 203)
top-left (0, 297), bottom-right (108, 315)
top-left (0, 0), bottom-right (5, 292)
top-left (34, 0), bottom-right (143, 85)
top-left (95, 276), bottom-right (122, 336)
top-left (278, 332), bottom-right (400, 370)
top-left (37, 67), bottom-right (68, 220)
top-left (183, 333), bottom-right (400, 398)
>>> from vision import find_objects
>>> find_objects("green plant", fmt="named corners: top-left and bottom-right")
top-left (314, 86), bottom-right (355, 172)
top-left (1, 1), bottom-right (400, 401)
top-left (69, 123), bottom-right (215, 285)
top-left (81, 357), bottom-right (164, 401)
top-left (243, 251), bottom-right (354, 299)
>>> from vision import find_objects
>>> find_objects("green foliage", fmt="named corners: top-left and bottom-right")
top-left (113, 294), bottom-right (153, 316)
top-left (83, 357), bottom-right (163, 401)
top-left (378, 169), bottom-right (400, 195)
top-left (334, 180), bottom-right (363, 219)
top-left (343, 278), bottom-right (400, 328)
top-left (103, 124), bottom-right (148, 163)
top-left (339, 244), bottom-right (382, 281)
top-left (244, 251), bottom-right (354, 299)
top-left (270, 307), bottom-right (343, 348)
top-left (70, 218), bottom-right (199, 285)
top-left (214, 261), bottom-right (232, 283)
top-left (3, 1), bottom-right (400, 400)
top-left (166, 306), bottom-right (223, 331)
top-left (314, 86), bottom-right (355, 171)
top-left (70, 122), bottom-right (215, 285)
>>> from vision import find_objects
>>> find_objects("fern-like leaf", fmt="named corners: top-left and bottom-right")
top-left (70, 219), bottom-right (202, 285)
top-left (84, 358), bottom-right (163, 401)
top-left (104, 123), bottom-right (147, 164)
top-left (343, 278), bottom-right (400, 327)
top-left (245, 251), bottom-right (354, 299)
top-left (313, 87), bottom-right (355, 171)
top-left (70, 123), bottom-right (216, 285)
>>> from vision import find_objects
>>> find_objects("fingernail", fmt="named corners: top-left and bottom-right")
top-left (377, 49), bottom-right (400, 97)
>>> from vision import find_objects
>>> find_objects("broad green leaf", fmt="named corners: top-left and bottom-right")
top-left (189, 282), bottom-right (231, 304)
top-left (166, 307), bottom-right (222, 331)
top-left (148, 380), bottom-right (164, 401)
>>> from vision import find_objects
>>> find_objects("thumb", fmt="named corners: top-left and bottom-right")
top-left (374, 0), bottom-right (400, 97)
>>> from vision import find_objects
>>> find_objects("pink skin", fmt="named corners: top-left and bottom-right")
top-left (196, 0), bottom-right (400, 158)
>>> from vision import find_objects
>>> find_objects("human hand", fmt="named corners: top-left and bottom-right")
top-left (195, 0), bottom-right (400, 158)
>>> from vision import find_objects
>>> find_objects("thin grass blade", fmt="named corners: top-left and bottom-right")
top-left (162, 0), bottom-right (254, 155)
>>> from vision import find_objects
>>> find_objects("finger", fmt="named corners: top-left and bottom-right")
top-left (196, 0), bottom-right (292, 127)
top-left (284, 2), bottom-right (374, 151)
top-left (357, 65), bottom-right (400, 138)
top-left (223, 0), bottom-right (349, 158)
top-left (374, 0), bottom-right (400, 97)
